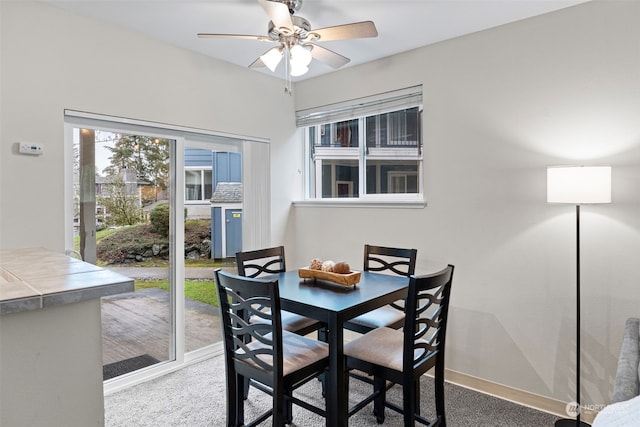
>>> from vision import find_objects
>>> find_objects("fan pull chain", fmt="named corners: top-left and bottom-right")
top-left (284, 44), bottom-right (292, 95)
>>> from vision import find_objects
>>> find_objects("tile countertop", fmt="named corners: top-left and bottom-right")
top-left (0, 247), bottom-right (134, 315)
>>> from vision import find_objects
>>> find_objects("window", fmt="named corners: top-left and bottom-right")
top-left (185, 168), bottom-right (212, 201)
top-left (298, 86), bottom-right (423, 205)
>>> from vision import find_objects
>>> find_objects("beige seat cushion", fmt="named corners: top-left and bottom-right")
top-left (344, 327), bottom-right (405, 371)
top-left (246, 331), bottom-right (329, 376)
top-left (281, 310), bottom-right (321, 332)
top-left (251, 310), bottom-right (319, 333)
top-left (348, 306), bottom-right (405, 329)
top-left (344, 327), bottom-right (429, 372)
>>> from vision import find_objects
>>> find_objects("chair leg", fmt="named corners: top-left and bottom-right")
top-left (403, 379), bottom-right (417, 427)
top-left (273, 388), bottom-right (286, 426)
top-left (284, 387), bottom-right (294, 424)
top-left (435, 369), bottom-right (446, 427)
top-left (373, 376), bottom-right (386, 424)
top-left (414, 376), bottom-right (421, 415)
top-left (243, 376), bottom-right (250, 400)
top-left (228, 373), bottom-right (243, 426)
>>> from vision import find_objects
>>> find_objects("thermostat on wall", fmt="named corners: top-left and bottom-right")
top-left (18, 143), bottom-right (44, 155)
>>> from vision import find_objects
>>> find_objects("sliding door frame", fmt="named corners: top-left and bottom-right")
top-left (63, 110), bottom-right (270, 394)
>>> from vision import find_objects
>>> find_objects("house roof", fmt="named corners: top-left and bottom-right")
top-left (211, 182), bottom-right (242, 204)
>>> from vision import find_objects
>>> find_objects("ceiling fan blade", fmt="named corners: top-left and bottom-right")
top-left (310, 21), bottom-right (378, 42)
top-left (249, 57), bottom-right (266, 69)
top-left (309, 44), bottom-right (350, 69)
top-left (258, 0), bottom-right (293, 33)
top-left (197, 33), bottom-right (272, 42)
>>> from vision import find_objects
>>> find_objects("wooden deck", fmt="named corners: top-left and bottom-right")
top-left (101, 288), bottom-right (222, 366)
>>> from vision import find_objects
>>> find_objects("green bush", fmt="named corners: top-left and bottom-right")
top-left (149, 203), bottom-right (170, 236)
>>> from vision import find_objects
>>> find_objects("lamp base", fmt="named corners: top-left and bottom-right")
top-left (555, 418), bottom-right (590, 427)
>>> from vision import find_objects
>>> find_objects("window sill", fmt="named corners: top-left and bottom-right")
top-left (292, 198), bottom-right (426, 209)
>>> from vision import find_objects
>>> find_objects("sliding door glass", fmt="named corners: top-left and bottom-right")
top-left (72, 127), bottom-right (174, 379)
top-left (183, 139), bottom-right (241, 356)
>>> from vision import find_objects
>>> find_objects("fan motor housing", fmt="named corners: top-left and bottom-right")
top-left (268, 15), bottom-right (310, 40)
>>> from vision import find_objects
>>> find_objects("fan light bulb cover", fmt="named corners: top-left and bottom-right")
top-left (290, 44), bottom-right (312, 66)
top-left (290, 62), bottom-right (309, 77)
top-left (547, 166), bottom-right (612, 204)
top-left (261, 48), bottom-right (283, 72)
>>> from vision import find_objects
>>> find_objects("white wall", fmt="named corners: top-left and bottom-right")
top-left (0, 1), bottom-right (297, 252)
top-left (290, 1), bottom-right (640, 408)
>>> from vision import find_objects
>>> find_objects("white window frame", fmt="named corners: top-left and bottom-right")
top-left (295, 86), bottom-right (425, 208)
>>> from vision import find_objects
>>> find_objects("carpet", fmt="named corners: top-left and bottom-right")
top-left (103, 354), bottom-right (160, 381)
top-left (105, 354), bottom-right (560, 426)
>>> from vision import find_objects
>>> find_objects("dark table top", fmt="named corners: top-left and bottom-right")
top-left (271, 270), bottom-right (409, 320)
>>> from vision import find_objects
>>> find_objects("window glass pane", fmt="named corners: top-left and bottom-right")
top-left (185, 170), bottom-right (202, 201)
top-left (388, 107), bottom-right (419, 146)
top-left (321, 160), bottom-right (359, 198)
top-left (366, 116), bottom-right (377, 148)
top-left (320, 124), bottom-right (331, 146)
top-left (365, 160), bottom-right (419, 194)
top-left (336, 120), bottom-right (359, 147)
top-left (204, 170), bottom-right (213, 200)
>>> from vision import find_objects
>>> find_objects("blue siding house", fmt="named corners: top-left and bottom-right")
top-left (184, 148), bottom-right (242, 259)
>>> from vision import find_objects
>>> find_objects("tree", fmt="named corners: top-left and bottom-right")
top-left (103, 135), bottom-right (169, 201)
top-left (97, 174), bottom-right (143, 226)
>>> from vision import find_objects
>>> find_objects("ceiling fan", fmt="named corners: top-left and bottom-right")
top-left (197, 0), bottom-right (377, 92)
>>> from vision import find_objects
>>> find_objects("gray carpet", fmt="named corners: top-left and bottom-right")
top-left (105, 355), bottom-right (560, 426)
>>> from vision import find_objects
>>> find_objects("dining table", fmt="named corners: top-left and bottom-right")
top-left (270, 270), bottom-right (410, 427)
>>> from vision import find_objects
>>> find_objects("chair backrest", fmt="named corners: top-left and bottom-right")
top-left (403, 265), bottom-right (454, 374)
top-left (364, 244), bottom-right (417, 277)
top-left (236, 246), bottom-right (286, 278)
top-left (214, 269), bottom-right (284, 385)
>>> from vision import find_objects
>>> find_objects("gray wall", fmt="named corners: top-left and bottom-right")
top-left (290, 0), bottom-right (640, 407)
top-left (2, 0), bottom-right (639, 412)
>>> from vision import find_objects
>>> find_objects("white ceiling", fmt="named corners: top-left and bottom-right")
top-left (45, 0), bottom-right (589, 81)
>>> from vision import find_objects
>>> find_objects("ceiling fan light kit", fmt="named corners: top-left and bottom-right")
top-left (197, 0), bottom-right (377, 94)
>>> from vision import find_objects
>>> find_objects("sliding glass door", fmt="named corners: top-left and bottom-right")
top-left (65, 114), bottom-right (259, 386)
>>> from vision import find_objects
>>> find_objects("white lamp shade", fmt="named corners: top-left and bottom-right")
top-left (289, 62), bottom-right (309, 77)
top-left (290, 44), bottom-right (312, 66)
top-left (260, 47), bottom-right (283, 72)
top-left (547, 166), bottom-right (612, 204)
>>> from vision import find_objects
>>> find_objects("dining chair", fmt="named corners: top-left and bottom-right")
top-left (214, 269), bottom-right (329, 427)
top-left (236, 246), bottom-right (325, 337)
top-left (344, 264), bottom-right (454, 426)
top-left (343, 244), bottom-right (417, 334)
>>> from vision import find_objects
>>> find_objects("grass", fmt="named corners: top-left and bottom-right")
top-left (136, 279), bottom-right (218, 306)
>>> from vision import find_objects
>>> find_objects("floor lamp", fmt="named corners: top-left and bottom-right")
top-left (547, 165), bottom-right (612, 427)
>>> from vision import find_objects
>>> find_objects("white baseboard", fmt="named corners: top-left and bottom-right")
top-left (442, 369), bottom-right (597, 424)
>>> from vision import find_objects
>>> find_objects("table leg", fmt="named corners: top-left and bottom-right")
top-left (327, 315), bottom-right (347, 427)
